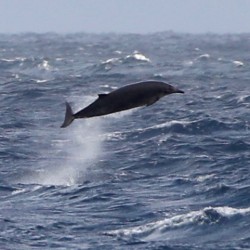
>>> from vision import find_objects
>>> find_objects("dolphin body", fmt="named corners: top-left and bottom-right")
top-left (61, 81), bottom-right (184, 128)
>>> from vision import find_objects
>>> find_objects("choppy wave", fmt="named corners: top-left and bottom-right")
top-left (0, 32), bottom-right (250, 249)
top-left (93, 51), bottom-right (151, 72)
top-left (107, 206), bottom-right (250, 241)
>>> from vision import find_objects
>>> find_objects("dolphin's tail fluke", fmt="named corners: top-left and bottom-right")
top-left (61, 102), bottom-right (74, 128)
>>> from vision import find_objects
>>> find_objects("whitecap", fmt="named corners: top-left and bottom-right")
top-left (133, 53), bottom-right (151, 62)
top-left (101, 58), bottom-right (120, 64)
top-left (107, 206), bottom-right (250, 240)
top-left (11, 185), bottom-right (42, 195)
top-left (125, 51), bottom-right (151, 62)
top-left (196, 53), bottom-right (210, 60)
top-left (114, 50), bottom-right (122, 54)
top-left (69, 74), bottom-right (82, 78)
top-left (196, 173), bottom-right (215, 182)
top-left (31, 79), bottom-right (49, 83)
top-left (1, 57), bottom-right (26, 63)
top-left (100, 84), bottom-right (110, 88)
top-left (15, 57), bottom-right (27, 62)
top-left (212, 206), bottom-right (250, 217)
top-left (99, 57), bottom-right (121, 70)
top-left (183, 60), bottom-right (194, 66)
top-left (140, 120), bottom-right (191, 132)
top-left (232, 60), bottom-right (244, 67)
top-left (153, 73), bottom-right (163, 77)
top-left (103, 131), bottom-right (125, 141)
top-left (103, 120), bottom-right (191, 140)
top-left (237, 94), bottom-right (250, 103)
top-left (38, 60), bottom-right (51, 71)
top-left (1, 58), bottom-right (16, 62)
top-left (56, 57), bottom-right (64, 61)
top-left (11, 188), bottom-right (27, 195)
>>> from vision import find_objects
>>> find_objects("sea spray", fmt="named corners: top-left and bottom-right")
top-left (59, 118), bottom-right (103, 185)
top-left (19, 118), bottom-right (103, 186)
top-left (20, 97), bottom-right (104, 186)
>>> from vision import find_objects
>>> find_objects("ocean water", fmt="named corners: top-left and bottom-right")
top-left (0, 32), bottom-right (249, 249)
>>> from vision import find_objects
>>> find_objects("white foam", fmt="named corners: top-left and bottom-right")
top-left (108, 206), bottom-right (250, 240)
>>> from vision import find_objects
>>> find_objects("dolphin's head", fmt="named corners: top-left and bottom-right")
top-left (172, 87), bottom-right (184, 94)
top-left (162, 83), bottom-right (184, 95)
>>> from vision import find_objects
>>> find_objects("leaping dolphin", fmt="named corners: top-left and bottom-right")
top-left (61, 80), bottom-right (184, 128)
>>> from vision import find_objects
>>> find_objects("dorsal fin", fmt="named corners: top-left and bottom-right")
top-left (98, 93), bottom-right (108, 99)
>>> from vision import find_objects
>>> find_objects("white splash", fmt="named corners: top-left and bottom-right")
top-left (43, 119), bottom-right (103, 186)
top-left (20, 97), bottom-right (104, 186)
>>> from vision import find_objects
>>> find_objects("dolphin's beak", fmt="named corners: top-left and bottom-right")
top-left (174, 88), bottom-right (184, 94)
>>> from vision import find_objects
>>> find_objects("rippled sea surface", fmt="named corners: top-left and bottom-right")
top-left (0, 32), bottom-right (249, 249)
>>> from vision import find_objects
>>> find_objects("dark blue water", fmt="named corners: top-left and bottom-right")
top-left (0, 32), bottom-right (249, 249)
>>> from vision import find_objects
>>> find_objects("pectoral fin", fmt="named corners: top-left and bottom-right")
top-left (146, 97), bottom-right (159, 107)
